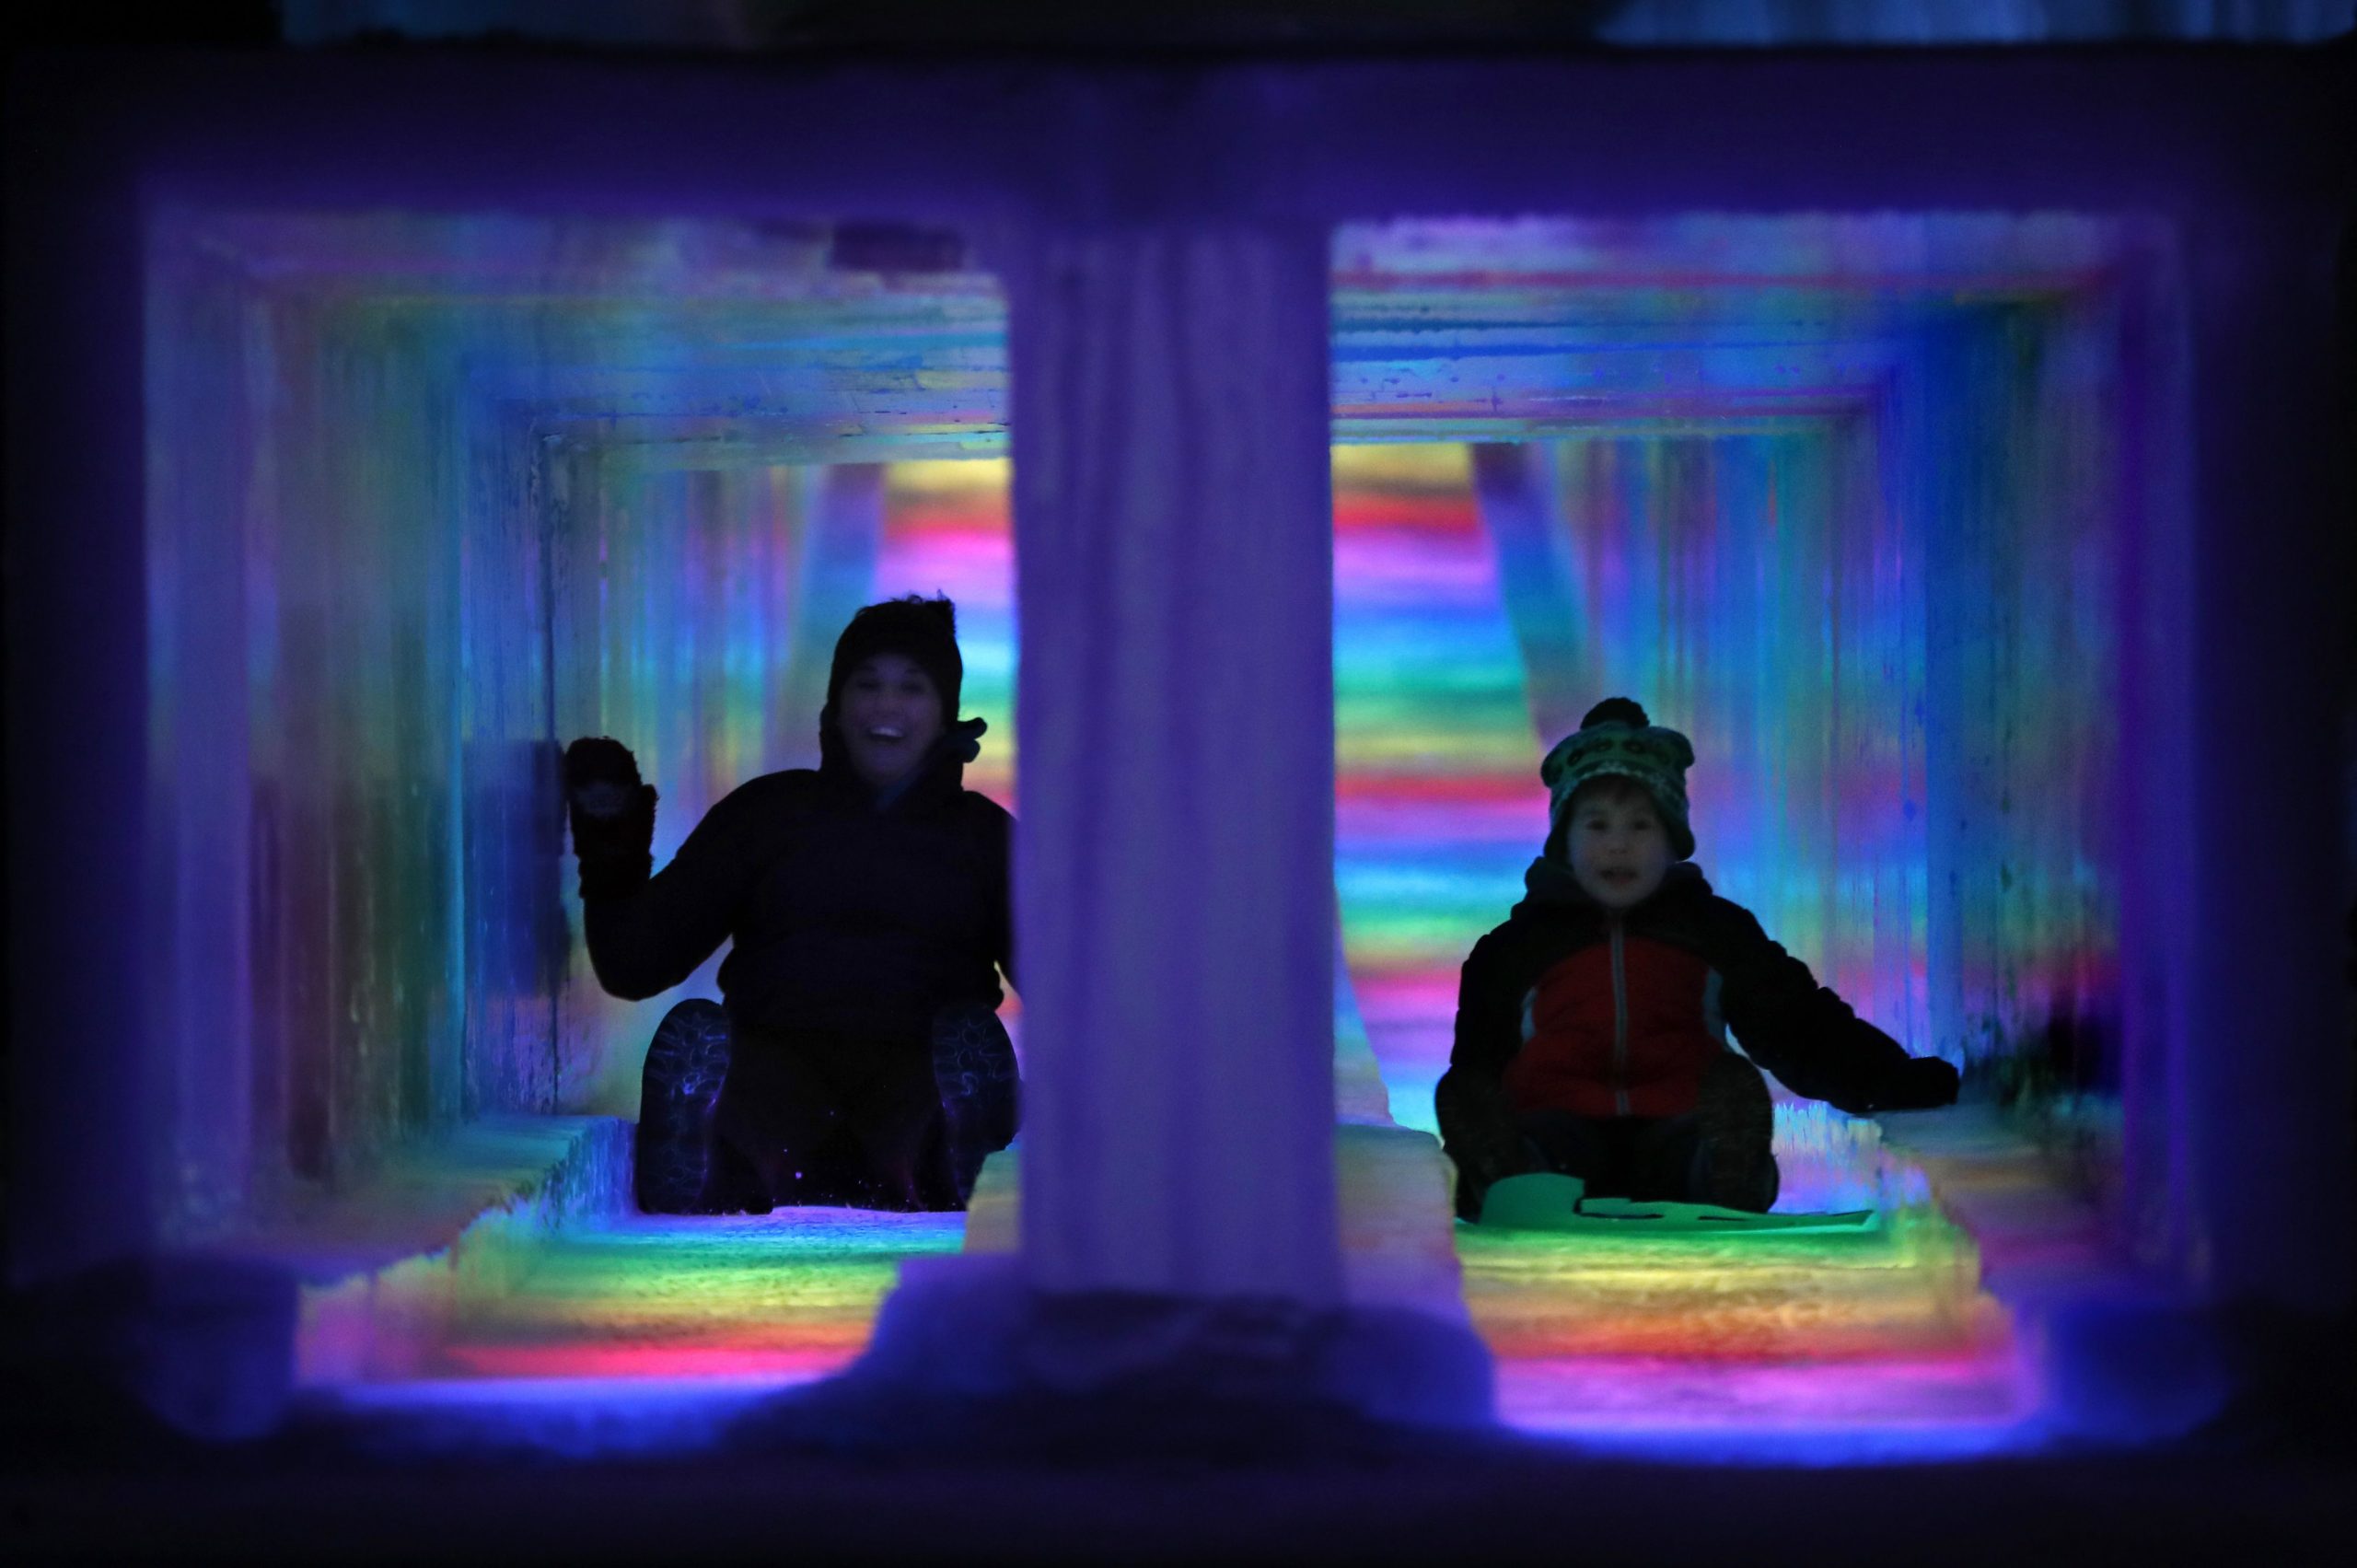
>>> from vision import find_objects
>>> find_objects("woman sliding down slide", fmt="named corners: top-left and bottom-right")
top-left (564, 595), bottom-right (1018, 1214)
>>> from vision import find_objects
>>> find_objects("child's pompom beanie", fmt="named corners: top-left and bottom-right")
top-left (1540, 697), bottom-right (1698, 860)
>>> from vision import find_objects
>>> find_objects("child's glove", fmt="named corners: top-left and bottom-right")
top-left (1876, 1056), bottom-right (1960, 1112)
top-left (563, 737), bottom-right (657, 900)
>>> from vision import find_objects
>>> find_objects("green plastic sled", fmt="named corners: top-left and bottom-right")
top-left (1477, 1172), bottom-right (1879, 1235)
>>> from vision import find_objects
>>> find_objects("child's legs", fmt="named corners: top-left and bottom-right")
top-left (1622, 1114), bottom-right (1705, 1202)
top-left (1513, 1065), bottom-right (1779, 1211)
top-left (1519, 1110), bottom-right (1716, 1203)
top-left (1517, 1109), bottom-right (1606, 1186)
top-left (1517, 1110), bottom-right (1654, 1197)
top-left (1692, 1051), bottom-right (1780, 1212)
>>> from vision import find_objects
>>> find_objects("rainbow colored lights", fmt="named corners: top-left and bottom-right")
top-left (301, 1144), bottom-right (2040, 1458)
top-left (154, 210), bottom-right (2139, 1453)
top-left (1333, 443), bottom-right (1538, 1133)
top-left (429, 1209), bottom-right (966, 1383)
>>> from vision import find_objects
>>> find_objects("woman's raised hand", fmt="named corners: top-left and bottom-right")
top-left (564, 736), bottom-right (647, 819)
top-left (563, 737), bottom-right (658, 900)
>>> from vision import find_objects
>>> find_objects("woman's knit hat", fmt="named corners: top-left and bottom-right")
top-left (819, 596), bottom-right (968, 773)
top-left (825, 595), bottom-right (963, 716)
top-left (1540, 697), bottom-right (1697, 860)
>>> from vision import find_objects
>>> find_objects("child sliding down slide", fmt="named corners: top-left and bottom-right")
top-left (1436, 698), bottom-right (1957, 1224)
top-left (564, 596), bottom-right (1019, 1215)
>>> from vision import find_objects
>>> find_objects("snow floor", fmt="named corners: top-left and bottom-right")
top-left (301, 1108), bottom-right (2065, 1465)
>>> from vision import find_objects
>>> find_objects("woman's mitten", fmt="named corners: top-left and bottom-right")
top-left (563, 737), bottom-right (657, 900)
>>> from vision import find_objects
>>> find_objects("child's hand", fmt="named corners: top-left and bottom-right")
top-left (1880, 1056), bottom-right (1960, 1111)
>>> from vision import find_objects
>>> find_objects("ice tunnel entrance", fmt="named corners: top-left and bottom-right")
top-left (138, 204), bottom-right (2195, 1452)
top-left (1329, 215), bottom-right (2139, 1147)
top-left (145, 209), bottom-right (1016, 1200)
top-left (144, 208), bottom-right (1032, 1403)
top-left (1323, 215), bottom-right (2192, 1446)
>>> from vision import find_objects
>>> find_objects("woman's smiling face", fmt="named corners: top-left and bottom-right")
top-left (838, 652), bottom-right (946, 789)
top-left (1562, 778), bottom-right (1672, 910)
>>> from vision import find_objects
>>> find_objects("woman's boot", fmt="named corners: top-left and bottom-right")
top-left (930, 1004), bottom-right (1020, 1205)
top-left (634, 999), bottom-right (736, 1214)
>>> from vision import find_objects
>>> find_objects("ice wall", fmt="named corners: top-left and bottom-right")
top-left (1329, 218), bottom-right (2142, 1177)
top-left (143, 206), bottom-right (2151, 1246)
top-left (141, 213), bottom-right (1010, 1238)
top-left (18, 39), bottom-right (2347, 1338)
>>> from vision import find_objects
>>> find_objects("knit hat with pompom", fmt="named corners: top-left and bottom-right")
top-left (1539, 697), bottom-right (1697, 861)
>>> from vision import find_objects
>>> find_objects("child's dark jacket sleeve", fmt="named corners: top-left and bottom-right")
top-left (581, 784), bottom-right (768, 1001)
top-left (1708, 901), bottom-right (1946, 1115)
top-left (1434, 932), bottom-right (1529, 1217)
top-left (1445, 932), bottom-right (1523, 1081)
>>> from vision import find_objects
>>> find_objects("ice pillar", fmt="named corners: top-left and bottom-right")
top-left (857, 224), bottom-right (1489, 1424)
top-left (1007, 225), bottom-right (1341, 1304)
top-left (2174, 215), bottom-right (2353, 1309)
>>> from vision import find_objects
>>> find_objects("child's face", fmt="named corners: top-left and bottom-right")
top-left (839, 653), bottom-right (946, 788)
top-left (1562, 781), bottom-right (1672, 910)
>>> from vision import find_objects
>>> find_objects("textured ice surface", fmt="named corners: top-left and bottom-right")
top-left (418, 1207), bottom-right (965, 1384)
top-left (294, 1117), bottom-right (633, 1382)
top-left (966, 1124), bottom-right (1471, 1326)
top-left (1452, 1102), bottom-right (2056, 1455)
top-left (296, 1107), bottom-right (2099, 1462)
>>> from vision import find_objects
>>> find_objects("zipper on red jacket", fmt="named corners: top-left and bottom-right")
top-left (1608, 914), bottom-right (1631, 1115)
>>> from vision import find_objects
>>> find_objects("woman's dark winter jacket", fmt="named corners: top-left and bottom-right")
top-left (579, 729), bottom-right (1013, 1044)
top-left (1436, 857), bottom-right (1945, 1202)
